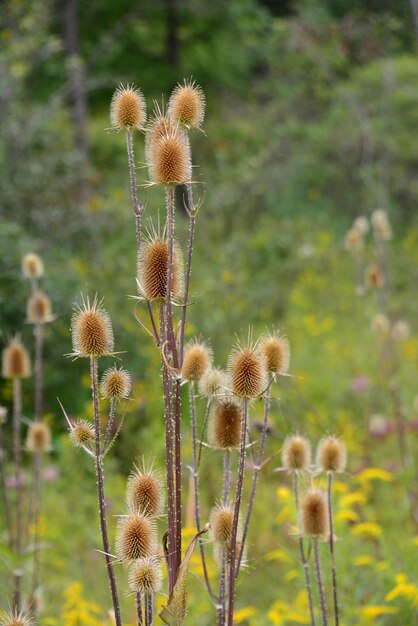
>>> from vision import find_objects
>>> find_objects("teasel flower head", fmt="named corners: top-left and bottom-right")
top-left (101, 365), bottom-right (131, 400)
top-left (148, 126), bottom-right (191, 186)
top-left (69, 419), bottom-right (95, 448)
top-left (316, 436), bottom-right (347, 473)
top-left (344, 228), bottom-right (364, 253)
top-left (365, 264), bottom-right (384, 290)
top-left (198, 367), bottom-right (227, 399)
top-left (2, 336), bottom-right (31, 379)
top-left (282, 434), bottom-right (311, 471)
top-left (110, 84), bottom-right (146, 131)
top-left (137, 231), bottom-right (183, 302)
top-left (228, 334), bottom-right (268, 399)
top-left (182, 339), bottom-right (212, 383)
top-left (27, 292), bottom-right (54, 324)
top-left (0, 607), bottom-right (34, 626)
top-left (210, 503), bottom-right (236, 545)
top-left (128, 556), bottom-right (162, 594)
top-left (391, 319), bottom-right (410, 342)
top-left (371, 208), bottom-right (392, 240)
top-left (70, 295), bottom-right (114, 358)
top-left (210, 397), bottom-right (242, 450)
top-left (22, 253), bottom-right (44, 279)
top-left (126, 463), bottom-right (164, 517)
top-left (115, 510), bottom-right (157, 562)
top-left (353, 216), bottom-right (369, 236)
top-left (168, 79), bottom-right (205, 129)
top-left (371, 313), bottom-right (390, 337)
top-left (302, 489), bottom-right (329, 538)
top-left (26, 422), bottom-right (52, 453)
top-left (145, 104), bottom-right (173, 163)
top-left (260, 332), bottom-right (290, 376)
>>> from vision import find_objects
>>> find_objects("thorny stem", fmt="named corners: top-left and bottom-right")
top-left (313, 537), bottom-right (328, 626)
top-left (197, 398), bottom-right (212, 468)
top-left (223, 450), bottom-right (231, 505)
top-left (136, 593), bottom-right (143, 626)
top-left (13, 378), bottom-right (23, 612)
top-left (218, 449), bottom-right (231, 626)
top-left (103, 398), bottom-right (117, 452)
top-left (178, 201), bottom-right (196, 364)
top-left (227, 399), bottom-right (249, 626)
top-left (126, 129), bottom-right (144, 253)
top-left (0, 425), bottom-right (12, 548)
top-left (144, 593), bottom-right (153, 626)
top-left (327, 473), bottom-right (339, 626)
top-left (34, 323), bottom-right (44, 422)
top-left (294, 472), bottom-right (316, 626)
top-left (31, 451), bottom-right (42, 597)
top-left (90, 357), bottom-right (122, 626)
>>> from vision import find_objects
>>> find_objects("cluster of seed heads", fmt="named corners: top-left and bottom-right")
top-left (282, 433), bottom-right (346, 474)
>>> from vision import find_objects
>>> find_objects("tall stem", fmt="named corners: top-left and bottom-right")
top-left (136, 593), bottom-right (143, 626)
top-left (178, 209), bottom-right (196, 364)
top-left (0, 425), bottom-right (12, 548)
top-left (12, 377), bottom-right (22, 612)
top-left (294, 473), bottom-right (316, 626)
top-left (218, 450), bottom-right (231, 626)
top-left (90, 357), bottom-right (122, 626)
top-left (126, 129), bottom-right (144, 253)
top-left (197, 398), bottom-right (212, 468)
top-left (313, 537), bottom-right (328, 626)
top-left (103, 398), bottom-right (117, 452)
top-left (327, 473), bottom-right (339, 626)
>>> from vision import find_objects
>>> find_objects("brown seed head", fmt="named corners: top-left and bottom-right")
top-left (71, 295), bottom-right (114, 358)
top-left (344, 228), bottom-right (364, 253)
top-left (316, 436), bottom-right (347, 473)
top-left (101, 366), bottom-right (131, 399)
top-left (26, 422), bottom-right (51, 453)
top-left (353, 216), bottom-right (369, 236)
top-left (27, 292), bottom-right (53, 324)
top-left (126, 466), bottom-right (164, 517)
top-left (168, 79), bottom-right (205, 129)
top-left (371, 209), bottom-right (392, 240)
top-left (69, 420), bottom-right (95, 448)
top-left (210, 398), bottom-right (242, 450)
top-left (182, 340), bottom-right (212, 382)
top-left (2, 336), bottom-right (31, 379)
top-left (260, 333), bottom-right (290, 375)
top-left (282, 434), bottom-right (311, 471)
top-left (198, 367), bottom-right (226, 399)
top-left (22, 253), bottom-right (44, 279)
top-left (116, 512), bottom-right (156, 562)
top-left (228, 342), bottom-right (268, 399)
top-left (137, 235), bottom-right (183, 301)
top-left (128, 557), bottom-right (162, 594)
top-left (365, 264), bottom-right (384, 290)
top-left (302, 489), bottom-right (329, 537)
top-left (210, 504), bottom-right (235, 544)
top-left (149, 127), bottom-right (191, 186)
top-left (110, 84), bottom-right (146, 130)
top-left (145, 107), bottom-right (173, 164)
top-left (0, 608), bottom-right (34, 626)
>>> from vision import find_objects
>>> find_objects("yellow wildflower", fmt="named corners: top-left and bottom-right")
top-left (351, 523), bottom-right (382, 539)
top-left (234, 607), bottom-right (257, 623)
top-left (358, 605), bottom-right (398, 621)
top-left (356, 468), bottom-right (393, 483)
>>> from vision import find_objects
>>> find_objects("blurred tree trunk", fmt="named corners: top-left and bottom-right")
top-left (165, 0), bottom-right (180, 68)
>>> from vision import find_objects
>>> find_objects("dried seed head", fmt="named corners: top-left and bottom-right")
top-left (110, 84), bottom-right (146, 130)
top-left (71, 295), bottom-right (114, 358)
top-left (316, 436), bottom-right (347, 473)
top-left (371, 209), bottom-right (392, 240)
top-left (391, 320), bottom-right (410, 342)
top-left (365, 264), bottom-right (384, 290)
top-left (353, 216), bottom-right (369, 236)
top-left (26, 422), bottom-right (51, 453)
top-left (0, 608), bottom-right (34, 626)
top-left (371, 313), bottom-right (390, 336)
top-left (260, 333), bottom-right (290, 375)
top-left (198, 367), bottom-right (227, 399)
top-left (126, 466), bottom-right (164, 517)
top-left (168, 79), bottom-right (205, 129)
top-left (2, 336), bottom-right (31, 379)
top-left (22, 253), bottom-right (44, 279)
top-left (69, 419), bottom-right (95, 448)
top-left (145, 108), bottom-right (173, 164)
top-left (228, 341), bottom-right (268, 398)
top-left (210, 398), bottom-right (242, 450)
top-left (101, 366), bottom-right (131, 399)
top-left (344, 228), bottom-right (364, 253)
top-left (210, 504), bottom-right (236, 544)
top-left (149, 127), bottom-right (191, 186)
top-left (282, 434), bottom-right (311, 471)
top-left (116, 512), bottom-right (156, 562)
top-left (27, 292), bottom-right (53, 324)
top-left (128, 557), bottom-right (162, 594)
top-left (182, 340), bottom-right (212, 382)
top-left (302, 489), bottom-right (328, 537)
top-left (137, 235), bottom-right (183, 301)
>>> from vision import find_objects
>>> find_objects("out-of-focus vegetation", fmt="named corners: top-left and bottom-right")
top-left (1, 0), bottom-right (418, 624)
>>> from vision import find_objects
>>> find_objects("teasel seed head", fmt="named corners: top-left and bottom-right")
top-left (26, 422), bottom-right (52, 453)
top-left (182, 339), bottom-right (212, 383)
top-left (198, 367), bottom-right (227, 399)
top-left (22, 253), bottom-right (44, 279)
top-left (302, 489), bottom-right (328, 538)
top-left (126, 464), bottom-right (164, 517)
top-left (210, 503), bottom-right (236, 544)
top-left (2, 336), bottom-right (31, 379)
top-left (137, 234), bottom-right (183, 301)
top-left (316, 436), bottom-right (347, 473)
top-left (344, 228), bottom-right (364, 253)
top-left (128, 557), bottom-right (162, 594)
top-left (391, 319), bottom-right (410, 342)
top-left (353, 216), bottom-right (369, 236)
top-left (148, 126), bottom-right (191, 186)
top-left (116, 511), bottom-right (156, 562)
top-left (228, 338), bottom-right (268, 398)
top-left (371, 313), bottom-right (390, 337)
top-left (371, 208), bottom-right (392, 240)
top-left (110, 84), bottom-right (146, 131)
top-left (282, 434), bottom-right (311, 471)
top-left (260, 333), bottom-right (290, 375)
top-left (27, 292), bottom-right (54, 324)
top-left (69, 419), bottom-right (95, 448)
top-left (145, 106), bottom-right (173, 163)
top-left (365, 264), bottom-right (384, 290)
top-left (168, 79), bottom-right (205, 129)
top-left (101, 366), bottom-right (131, 399)
top-left (71, 295), bottom-right (114, 358)
top-left (210, 398), bottom-right (242, 450)
top-left (0, 608), bottom-right (34, 626)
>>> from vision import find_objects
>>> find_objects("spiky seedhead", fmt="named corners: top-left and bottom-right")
top-left (145, 106), bottom-right (173, 164)
top-left (2, 336), bottom-right (31, 379)
top-left (302, 489), bottom-right (329, 538)
top-left (365, 264), bottom-right (384, 290)
top-left (71, 295), bottom-right (114, 358)
top-left (371, 208), bottom-right (392, 241)
top-left (22, 253), bottom-right (44, 279)
top-left (344, 228), bottom-right (364, 253)
top-left (148, 127), bottom-right (191, 186)
top-left (353, 216), bottom-right (369, 236)
top-left (27, 292), bottom-right (53, 324)
top-left (128, 556), bottom-right (162, 594)
top-left (168, 79), bottom-right (205, 129)
top-left (182, 339), bottom-right (212, 382)
top-left (316, 436), bottom-right (347, 473)
top-left (26, 422), bottom-right (51, 453)
top-left (110, 84), bottom-right (146, 131)
top-left (115, 511), bottom-right (156, 562)
top-left (210, 504), bottom-right (236, 544)
top-left (260, 333), bottom-right (290, 375)
top-left (101, 366), bottom-right (131, 399)
top-left (210, 398), bottom-right (242, 450)
top-left (137, 234), bottom-right (183, 301)
top-left (126, 465), bottom-right (164, 517)
top-left (0, 608), bottom-right (34, 626)
top-left (371, 313), bottom-right (390, 336)
top-left (282, 434), bottom-right (311, 471)
top-left (228, 338), bottom-right (268, 398)
top-left (69, 419), bottom-right (95, 448)
top-left (198, 367), bottom-right (226, 399)
top-left (391, 320), bottom-right (410, 342)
